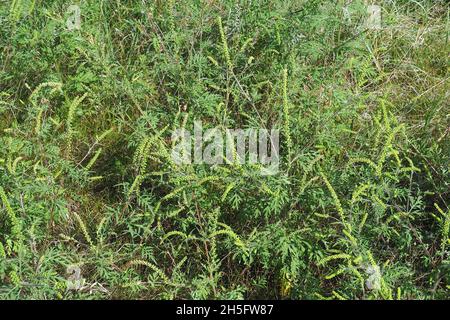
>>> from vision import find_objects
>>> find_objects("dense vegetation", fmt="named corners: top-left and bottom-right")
top-left (0, 0), bottom-right (449, 300)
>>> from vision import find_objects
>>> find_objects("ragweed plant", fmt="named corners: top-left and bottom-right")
top-left (0, 0), bottom-right (448, 300)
